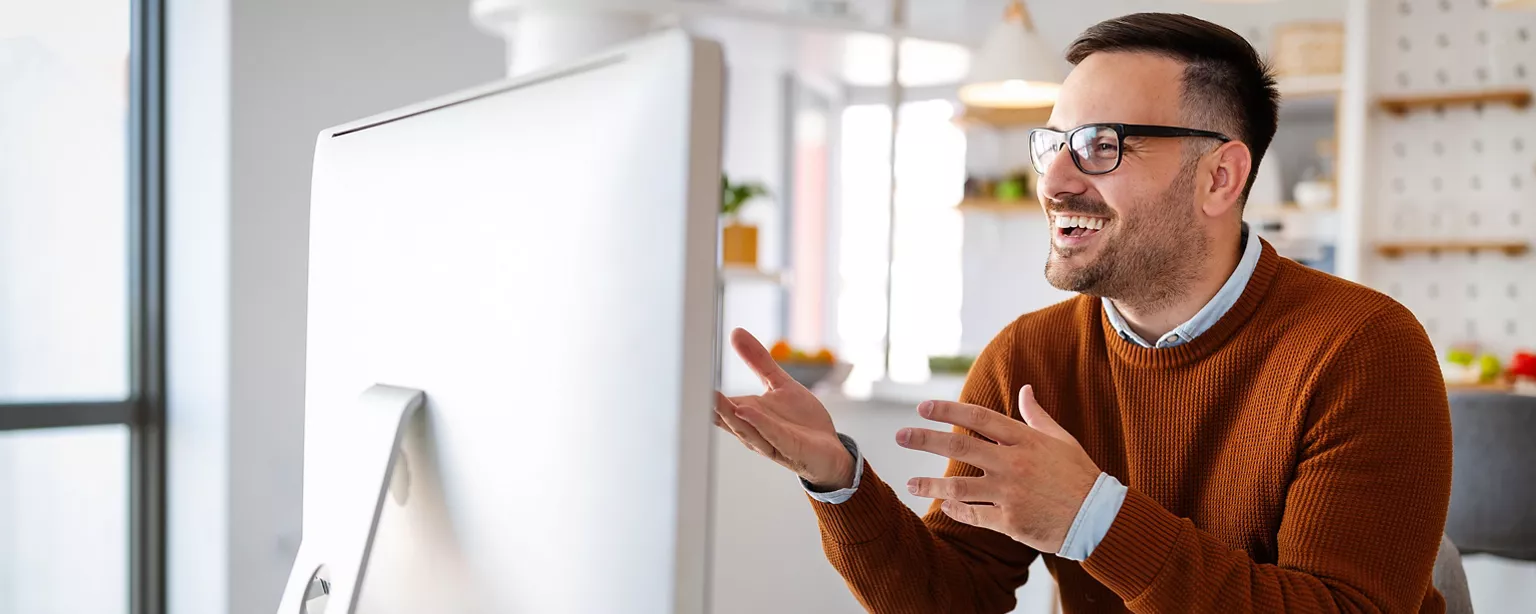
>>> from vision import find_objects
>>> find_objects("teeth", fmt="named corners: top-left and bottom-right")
top-left (1054, 215), bottom-right (1109, 230)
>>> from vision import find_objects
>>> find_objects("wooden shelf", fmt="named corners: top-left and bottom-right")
top-left (960, 74), bottom-right (1342, 129)
top-left (1374, 240), bottom-right (1531, 258)
top-left (1377, 88), bottom-right (1533, 116)
top-left (956, 199), bottom-right (1038, 214)
top-left (1446, 382), bottom-right (1514, 393)
top-left (956, 105), bottom-right (1052, 129)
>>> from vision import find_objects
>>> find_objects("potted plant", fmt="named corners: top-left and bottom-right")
top-left (721, 174), bottom-right (770, 267)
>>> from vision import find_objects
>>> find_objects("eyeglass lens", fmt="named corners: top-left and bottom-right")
top-left (1030, 125), bottom-right (1122, 175)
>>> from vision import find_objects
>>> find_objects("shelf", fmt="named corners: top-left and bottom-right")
top-left (719, 266), bottom-right (788, 286)
top-left (1377, 88), bottom-right (1533, 116)
top-left (1374, 240), bottom-right (1531, 258)
top-left (870, 376), bottom-right (966, 405)
top-left (956, 105), bottom-right (1052, 129)
top-left (1446, 382), bottom-right (1514, 393)
top-left (960, 74), bottom-right (1344, 129)
top-left (956, 199), bottom-right (1038, 214)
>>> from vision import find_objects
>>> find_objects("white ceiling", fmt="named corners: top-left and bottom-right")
top-left (686, 0), bottom-right (1346, 89)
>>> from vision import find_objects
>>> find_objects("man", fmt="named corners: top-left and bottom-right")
top-left (713, 12), bottom-right (1452, 614)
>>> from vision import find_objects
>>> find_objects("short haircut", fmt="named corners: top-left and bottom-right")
top-left (1065, 13), bottom-right (1280, 205)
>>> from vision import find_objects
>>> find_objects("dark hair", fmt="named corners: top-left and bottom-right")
top-left (1065, 13), bottom-right (1279, 205)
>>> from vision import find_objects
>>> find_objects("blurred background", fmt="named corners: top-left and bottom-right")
top-left (2, 0), bottom-right (1534, 613)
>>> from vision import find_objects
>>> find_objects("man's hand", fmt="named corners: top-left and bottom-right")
top-left (900, 385), bottom-right (1101, 554)
top-left (714, 328), bottom-right (855, 490)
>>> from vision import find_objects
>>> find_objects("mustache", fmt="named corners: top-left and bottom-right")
top-left (1045, 195), bottom-right (1114, 218)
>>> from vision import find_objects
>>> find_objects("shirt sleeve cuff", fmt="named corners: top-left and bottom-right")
top-left (801, 433), bottom-right (864, 504)
top-left (1056, 472), bottom-right (1130, 561)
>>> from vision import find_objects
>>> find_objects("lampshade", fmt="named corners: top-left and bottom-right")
top-left (958, 1), bottom-right (1063, 109)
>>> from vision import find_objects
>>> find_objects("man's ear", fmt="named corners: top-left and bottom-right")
top-left (1201, 141), bottom-right (1252, 218)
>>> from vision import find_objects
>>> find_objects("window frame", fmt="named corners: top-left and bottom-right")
top-left (0, 0), bottom-right (166, 612)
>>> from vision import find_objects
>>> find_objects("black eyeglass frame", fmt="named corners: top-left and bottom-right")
top-left (1028, 123), bottom-right (1233, 176)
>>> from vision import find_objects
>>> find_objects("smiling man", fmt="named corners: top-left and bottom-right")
top-left (713, 12), bottom-right (1453, 614)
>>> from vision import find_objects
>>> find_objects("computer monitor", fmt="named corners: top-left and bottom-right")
top-left (277, 30), bottom-right (725, 614)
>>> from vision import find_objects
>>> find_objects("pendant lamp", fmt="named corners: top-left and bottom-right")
top-left (957, 0), bottom-right (1063, 109)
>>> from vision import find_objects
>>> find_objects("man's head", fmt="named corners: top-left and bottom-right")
top-left (1037, 13), bottom-right (1279, 308)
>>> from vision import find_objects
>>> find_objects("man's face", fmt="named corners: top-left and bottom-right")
top-left (1037, 52), bottom-right (1213, 304)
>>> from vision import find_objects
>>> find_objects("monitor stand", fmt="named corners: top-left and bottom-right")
top-left (275, 385), bottom-right (425, 614)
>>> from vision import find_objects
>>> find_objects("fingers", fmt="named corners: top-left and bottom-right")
top-left (906, 476), bottom-right (995, 503)
top-left (918, 400), bottom-right (1024, 445)
top-left (896, 427), bottom-right (999, 469)
top-left (1017, 385), bottom-right (1073, 443)
top-left (939, 499), bottom-right (1003, 529)
top-left (731, 398), bottom-right (798, 451)
top-left (730, 328), bottom-right (796, 390)
top-left (715, 392), bottom-right (775, 455)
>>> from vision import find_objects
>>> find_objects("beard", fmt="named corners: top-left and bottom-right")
top-left (1043, 166), bottom-right (1211, 310)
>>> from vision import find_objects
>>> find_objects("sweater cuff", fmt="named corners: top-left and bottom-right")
top-left (806, 463), bottom-right (907, 545)
top-left (1080, 487), bottom-right (1186, 601)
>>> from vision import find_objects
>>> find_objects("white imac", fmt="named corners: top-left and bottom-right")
top-left (277, 30), bottom-right (725, 614)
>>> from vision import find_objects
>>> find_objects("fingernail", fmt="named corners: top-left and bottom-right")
top-left (895, 428), bottom-right (910, 445)
top-left (918, 401), bottom-right (933, 417)
top-left (907, 479), bottom-right (919, 494)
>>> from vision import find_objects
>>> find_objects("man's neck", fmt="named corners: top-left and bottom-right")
top-left (1113, 232), bottom-right (1244, 342)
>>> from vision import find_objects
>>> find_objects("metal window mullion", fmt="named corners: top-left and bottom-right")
top-left (127, 0), bottom-right (167, 611)
top-left (880, 1), bottom-right (906, 376)
top-left (0, 402), bottom-right (137, 431)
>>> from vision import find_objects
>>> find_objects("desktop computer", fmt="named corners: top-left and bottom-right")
top-left (277, 30), bottom-right (725, 614)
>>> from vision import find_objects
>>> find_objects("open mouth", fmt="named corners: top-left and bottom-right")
top-left (1053, 214), bottom-right (1109, 239)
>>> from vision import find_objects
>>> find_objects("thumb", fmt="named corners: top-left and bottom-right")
top-left (1017, 385), bottom-right (1072, 442)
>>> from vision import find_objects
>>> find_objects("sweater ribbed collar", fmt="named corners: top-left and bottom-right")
top-left (1099, 238), bottom-right (1283, 368)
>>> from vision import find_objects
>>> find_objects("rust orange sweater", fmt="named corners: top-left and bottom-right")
top-left (811, 241), bottom-right (1453, 613)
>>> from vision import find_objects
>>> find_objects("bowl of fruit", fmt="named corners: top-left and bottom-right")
top-left (770, 340), bottom-right (841, 390)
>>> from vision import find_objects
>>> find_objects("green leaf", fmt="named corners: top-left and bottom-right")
top-left (721, 175), bottom-right (771, 217)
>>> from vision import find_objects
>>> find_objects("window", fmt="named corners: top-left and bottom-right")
top-left (0, 0), bottom-right (163, 612)
top-left (834, 100), bottom-right (966, 394)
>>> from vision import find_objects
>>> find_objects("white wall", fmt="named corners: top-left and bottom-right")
top-left (719, 69), bottom-right (789, 393)
top-left (959, 126), bottom-right (1074, 355)
top-left (165, 1), bottom-right (503, 613)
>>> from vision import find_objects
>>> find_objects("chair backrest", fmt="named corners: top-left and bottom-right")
top-left (1433, 533), bottom-right (1474, 614)
top-left (1445, 391), bottom-right (1536, 561)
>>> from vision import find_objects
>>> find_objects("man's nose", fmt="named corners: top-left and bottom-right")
top-left (1035, 149), bottom-right (1091, 202)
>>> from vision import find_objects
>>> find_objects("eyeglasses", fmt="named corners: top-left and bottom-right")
top-left (1028, 123), bottom-right (1232, 176)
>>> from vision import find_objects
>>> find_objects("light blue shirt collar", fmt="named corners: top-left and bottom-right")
top-left (1103, 224), bottom-right (1260, 349)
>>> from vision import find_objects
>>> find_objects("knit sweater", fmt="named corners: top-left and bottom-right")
top-left (810, 240), bottom-right (1453, 613)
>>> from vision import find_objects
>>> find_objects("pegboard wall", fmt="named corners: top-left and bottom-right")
top-left (1364, 0), bottom-right (1536, 360)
